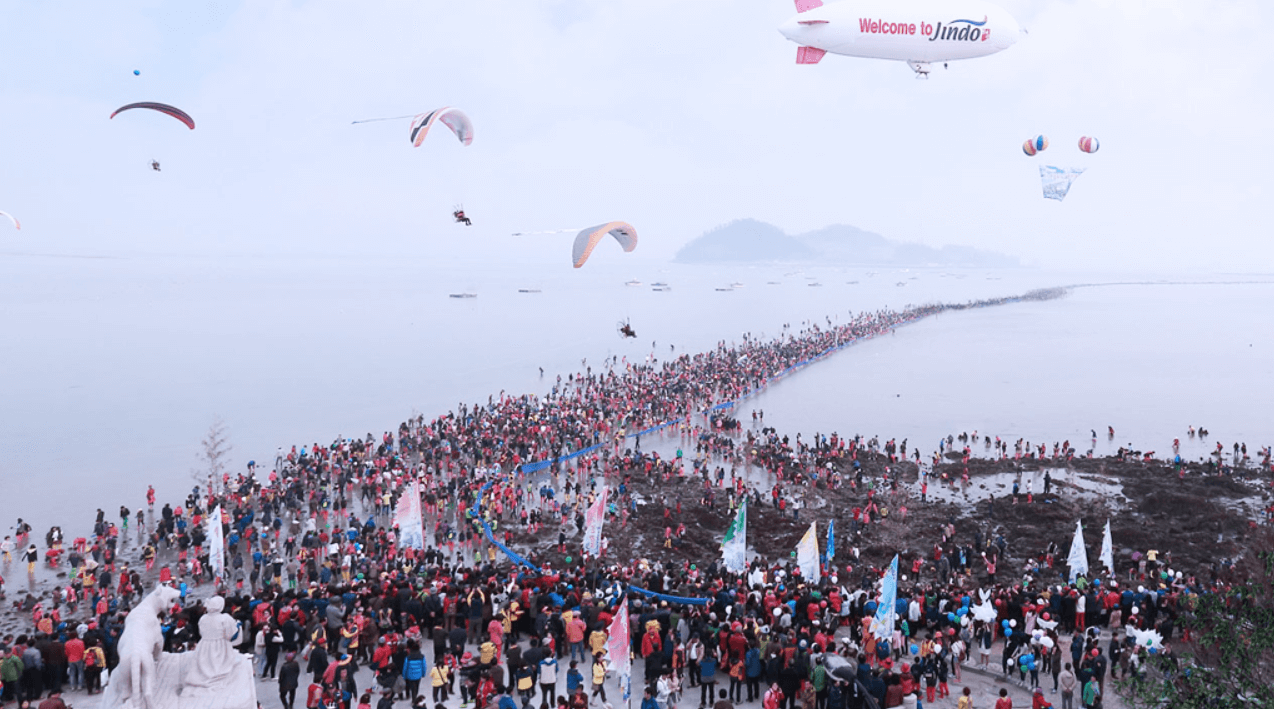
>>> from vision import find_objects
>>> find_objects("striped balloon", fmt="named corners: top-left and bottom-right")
top-left (1078, 136), bottom-right (1100, 153)
top-left (1023, 135), bottom-right (1048, 156)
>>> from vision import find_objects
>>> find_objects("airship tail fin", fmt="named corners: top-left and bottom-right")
top-left (794, 0), bottom-right (823, 12)
top-left (796, 46), bottom-right (826, 64)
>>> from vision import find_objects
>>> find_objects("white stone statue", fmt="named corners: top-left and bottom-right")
top-left (105, 584), bottom-right (182, 709)
top-left (175, 596), bottom-right (257, 709)
top-left (103, 589), bottom-right (257, 709)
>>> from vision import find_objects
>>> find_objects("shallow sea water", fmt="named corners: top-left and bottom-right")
top-left (2, 253), bottom-right (1272, 542)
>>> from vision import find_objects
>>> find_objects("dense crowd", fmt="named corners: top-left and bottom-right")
top-left (0, 290), bottom-right (1268, 709)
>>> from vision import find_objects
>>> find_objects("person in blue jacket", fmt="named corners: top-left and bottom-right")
top-left (699, 648), bottom-right (718, 708)
top-left (401, 640), bottom-right (428, 703)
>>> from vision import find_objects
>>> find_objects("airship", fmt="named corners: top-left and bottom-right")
top-left (778, 0), bottom-right (1021, 76)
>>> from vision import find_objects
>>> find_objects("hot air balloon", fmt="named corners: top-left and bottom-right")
top-left (1078, 136), bottom-right (1100, 154)
top-left (1022, 135), bottom-right (1048, 156)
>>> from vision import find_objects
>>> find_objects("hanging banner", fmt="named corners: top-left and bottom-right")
top-left (394, 480), bottom-right (425, 550)
top-left (796, 522), bottom-right (820, 582)
top-left (825, 519), bottom-right (836, 567)
top-left (1099, 519), bottom-right (1114, 573)
top-left (721, 499), bottom-right (747, 573)
top-left (208, 506), bottom-right (225, 584)
top-left (869, 554), bottom-right (899, 640)
top-left (583, 488), bottom-right (609, 556)
top-left (607, 596), bottom-right (631, 676)
top-left (1067, 519), bottom-right (1089, 582)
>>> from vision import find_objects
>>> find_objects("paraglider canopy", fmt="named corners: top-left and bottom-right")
top-left (410, 107), bottom-right (474, 147)
top-left (0, 210), bottom-right (20, 230)
top-left (110, 102), bottom-right (195, 129)
top-left (572, 221), bottom-right (638, 268)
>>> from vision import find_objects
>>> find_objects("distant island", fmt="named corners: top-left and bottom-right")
top-left (673, 219), bottom-right (1018, 267)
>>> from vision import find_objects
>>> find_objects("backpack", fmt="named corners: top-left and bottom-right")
top-left (876, 640), bottom-right (890, 660)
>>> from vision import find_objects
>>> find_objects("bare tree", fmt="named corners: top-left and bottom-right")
top-left (194, 417), bottom-right (233, 490)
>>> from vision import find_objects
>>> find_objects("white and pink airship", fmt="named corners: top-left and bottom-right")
top-left (778, 0), bottom-right (1021, 76)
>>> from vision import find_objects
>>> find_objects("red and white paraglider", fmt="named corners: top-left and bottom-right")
top-left (409, 107), bottom-right (474, 148)
top-left (110, 102), bottom-right (196, 130)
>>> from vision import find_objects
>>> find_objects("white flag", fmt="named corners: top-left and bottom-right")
top-left (796, 522), bottom-right (820, 582)
top-left (721, 499), bottom-right (747, 573)
top-left (208, 506), bottom-right (225, 584)
top-left (394, 480), bottom-right (425, 550)
top-left (1099, 519), bottom-right (1114, 573)
top-left (1067, 519), bottom-right (1089, 582)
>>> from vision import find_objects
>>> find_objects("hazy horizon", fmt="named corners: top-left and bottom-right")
top-left (1, 0), bottom-right (1270, 271)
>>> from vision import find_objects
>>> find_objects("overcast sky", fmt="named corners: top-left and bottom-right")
top-left (1, 0), bottom-right (1269, 270)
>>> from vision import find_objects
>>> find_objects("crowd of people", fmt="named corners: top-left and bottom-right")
top-left (0, 290), bottom-right (1269, 709)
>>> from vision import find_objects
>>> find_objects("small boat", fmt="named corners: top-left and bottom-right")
top-left (449, 293), bottom-right (477, 299)
top-left (652, 286), bottom-right (672, 292)
top-left (846, 281), bottom-right (859, 285)
top-left (625, 279), bottom-right (642, 286)
top-left (808, 282), bottom-right (823, 287)
top-left (517, 289), bottom-right (541, 294)
top-left (714, 287), bottom-right (735, 292)
top-left (651, 281), bottom-right (669, 287)
top-left (729, 282), bottom-right (744, 288)
top-left (766, 281), bottom-right (782, 285)
top-left (895, 282), bottom-right (906, 287)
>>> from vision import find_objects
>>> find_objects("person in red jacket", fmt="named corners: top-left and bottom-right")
top-left (641, 624), bottom-right (663, 658)
top-left (64, 631), bottom-right (86, 691)
top-left (763, 683), bottom-right (783, 709)
top-left (371, 638), bottom-right (394, 673)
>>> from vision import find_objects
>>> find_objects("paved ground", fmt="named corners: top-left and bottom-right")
top-left (66, 637), bottom-right (1128, 709)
